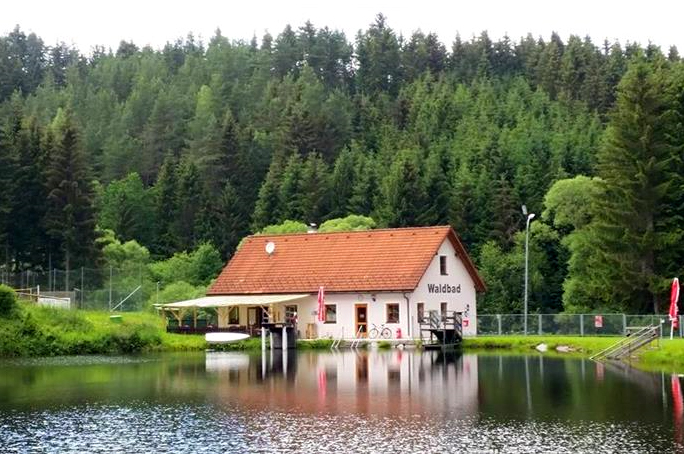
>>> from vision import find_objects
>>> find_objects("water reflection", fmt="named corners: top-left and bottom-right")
top-left (0, 351), bottom-right (682, 453)
top-left (204, 349), bottom-right (478, 417)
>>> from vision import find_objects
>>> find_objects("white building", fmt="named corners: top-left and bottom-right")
top-left (161, 226), bottom-right (486, 342)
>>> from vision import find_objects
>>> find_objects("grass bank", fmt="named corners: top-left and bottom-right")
top-left (0, 301), bottom-right (206, 357)
top-left (463, 335), bottom-right (684, 372)
top-left (463, 335), bottom-right (618, 356)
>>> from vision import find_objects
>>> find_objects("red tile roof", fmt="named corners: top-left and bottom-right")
top-left (208, 226), bottom-right (486, 295)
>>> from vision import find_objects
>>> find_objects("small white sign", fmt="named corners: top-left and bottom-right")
top-left (38, 297), bottom-right (71, 309)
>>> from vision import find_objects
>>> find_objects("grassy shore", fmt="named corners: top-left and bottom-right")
top-left (463, 335), bottom-right (684, 372)
top-left (0, 301), bottom-right (207, 357)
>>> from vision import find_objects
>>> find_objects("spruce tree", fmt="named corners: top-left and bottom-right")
top-left (252, 154), bottom-right (286, 231)
top-left (378, 149), bottom-right (426, 227)
top-left (43, 109), bottom-right (99, 284)
top-left (152, 155), bottom-right (180, 257)
top-left (591, 60), bottom-right (682, 313)
top-left (9, 117), bottom-right (48, 268)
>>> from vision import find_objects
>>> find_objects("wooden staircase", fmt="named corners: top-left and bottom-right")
top-left (419, 310), bottom-right (463, 349)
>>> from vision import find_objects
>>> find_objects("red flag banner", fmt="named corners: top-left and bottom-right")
top-left (670, 278), bottom-right (680, 330)
top-left (317, 286), bottom-right (326, 323)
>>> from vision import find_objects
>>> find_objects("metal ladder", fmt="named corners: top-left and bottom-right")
top-left (590, 325), bottom-right (659, 361)
top-left (331, 327), bottom-right (344, 349)
top-left (349, 327), bottom-right (364, 349)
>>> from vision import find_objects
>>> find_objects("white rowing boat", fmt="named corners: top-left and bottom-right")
top-left (205, 332), bottom-right (250, 344)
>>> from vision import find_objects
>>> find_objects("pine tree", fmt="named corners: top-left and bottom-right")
top-left (0, 117), bottom-right (18, 264)
top-left (419, 145), bottom-right (453, 225)
top-left (195, 182), bottom-right (245, 258)
top-left (329, 147), bottom-right (355, 218)
top-left (173, 159), bottom-right (203, 251)
top-left (43, 109), bottom-right (99, 283)
top-left (152, 155), bottom-right (180, 256)
top-left (299, 152), bottom-right (331, 224)
top-left (9, 117), bottom-right (48, 268)
top-left (278, 153), bottom-right (304, 221)
top-left (252, 154), bottom-right (286, 230)
top-left (378, 149), bottom-right (426, 227)
top-left (591, 60), bottom-right (682, 313)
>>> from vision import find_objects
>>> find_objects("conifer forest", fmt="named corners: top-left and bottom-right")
top-left (1, 14), bottom-right (684, 314)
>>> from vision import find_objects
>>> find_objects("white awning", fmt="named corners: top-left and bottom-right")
top-left (159, 294), bottom-right (309, 309)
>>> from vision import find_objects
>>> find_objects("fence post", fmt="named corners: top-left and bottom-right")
top-left (108, 266), bottom-right (113, 311)
top-left (538, 314), bottom-right (542, 335)
top-left (622, 314), bottom-right (627, 335)
top-left (80, 267), bottom-right (84, 309)
top-left (497, 314), bottom-right (502, 335)
top-left (580, 314), bottom-right (584, 337)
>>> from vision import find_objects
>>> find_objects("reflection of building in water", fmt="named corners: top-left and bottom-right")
top-left (206, 350), bottom-right (479, 417)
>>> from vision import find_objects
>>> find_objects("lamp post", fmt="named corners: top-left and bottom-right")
top-left (156, 281), bottom-right (161, 305)
top-left (522, 206), bottom-right (535, 336)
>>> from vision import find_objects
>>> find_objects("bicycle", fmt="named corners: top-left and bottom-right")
top-left (368, 323), bottom-right (392, 339)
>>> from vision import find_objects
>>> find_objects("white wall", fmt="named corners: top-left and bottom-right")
top-left (230, 238), bottom-right (479, 339)
top-left (410, 239), bottom-right (478, 337)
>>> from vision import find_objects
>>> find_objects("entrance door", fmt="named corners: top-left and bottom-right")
top-left (355, 304), bottom-right (368, 337)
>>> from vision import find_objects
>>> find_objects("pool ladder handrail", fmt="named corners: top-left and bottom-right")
top-left (331, 327), bottom-right (344, 350)
top-left (349, 327), bottom-right (364, 349)
top-left (589, 325), bottom-right (659, 361)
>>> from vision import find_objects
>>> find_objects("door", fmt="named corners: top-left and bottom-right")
top-left (355, 304), bottom-right (368, 337)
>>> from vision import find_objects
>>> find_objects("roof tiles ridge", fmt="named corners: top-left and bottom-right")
top-left (245, 225), bottom-right (452, 240)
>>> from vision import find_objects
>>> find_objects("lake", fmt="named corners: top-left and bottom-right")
top-left (0, 349), bottom-right (681, 453)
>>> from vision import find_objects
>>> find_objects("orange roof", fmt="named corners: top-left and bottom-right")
top-left (208, 226), bottom-right (486, 295)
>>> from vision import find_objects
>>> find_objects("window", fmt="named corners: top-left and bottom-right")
top-left (228, 306), bottom-right (239, 325)
top-left (440, 302), bottom-right (448, 318)
top-left (417, 302), bottom-right (425, 322)
top-left (387, 303), bottom-right (400, 323)
top-left (440, 255), bottom-right (448, 275)
top-left (325, 304), bottom-right (337, 323)
top-left (285, 305), bottom-right (298, 323)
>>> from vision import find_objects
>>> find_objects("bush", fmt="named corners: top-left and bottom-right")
top-left (0, 285), bottom-right (17, 317)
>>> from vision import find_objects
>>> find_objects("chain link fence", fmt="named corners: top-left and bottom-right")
top-left (0, 266), bottom-right (152, 312)
top-left (477, 314), bottom-right (679, 337)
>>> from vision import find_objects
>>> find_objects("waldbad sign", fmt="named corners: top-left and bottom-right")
top-left (427, 283), bottom-right (461, 294)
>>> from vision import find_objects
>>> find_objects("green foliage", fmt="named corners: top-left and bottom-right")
top-left (567, 60), bottom-right (684, 313)
top-left (97, 172), bottom-right (155, 246)
top-left (154, 281), bottom-right (205, 305)
top-left (258, 220), bottom-right (309, 235)
top-left (297, 338), bottom-right (334, 349)
top-left (0, 301), bottom-right (206, 357)
top-left (2, 21), bottom-right (681, 318)
top-left (43, 108), bottom-right (99, 272)
top-left (319, 215), bottom-right (376, 232)
top-left (0, 285), bottom-right (17, 317)
top-left (149, 242), bottom-right (223, 287)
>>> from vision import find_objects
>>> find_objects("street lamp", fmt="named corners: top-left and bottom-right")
top-left (522, 206), bottom-right (535, 335)
top-left (156, 281), bottom-right (161, 305)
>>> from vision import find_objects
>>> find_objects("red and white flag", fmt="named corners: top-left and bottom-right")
top-left (670, 278), bottom-right (680, 331)
top-left (317, 286), bottom-right (326, 322)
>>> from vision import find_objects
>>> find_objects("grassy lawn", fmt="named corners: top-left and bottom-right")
top-left (0, 301), bottom-right (207, 357)
top-left (464, 335), bottom-right (684, 372)
top-left (463, 335), bottom-right (619, 356)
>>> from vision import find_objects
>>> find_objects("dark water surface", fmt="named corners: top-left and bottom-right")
top-left (0, 350), bottom-right (682, 453)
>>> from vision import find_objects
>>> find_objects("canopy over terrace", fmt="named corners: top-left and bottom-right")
top-left (158, 294), bottom-right (309, 331)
